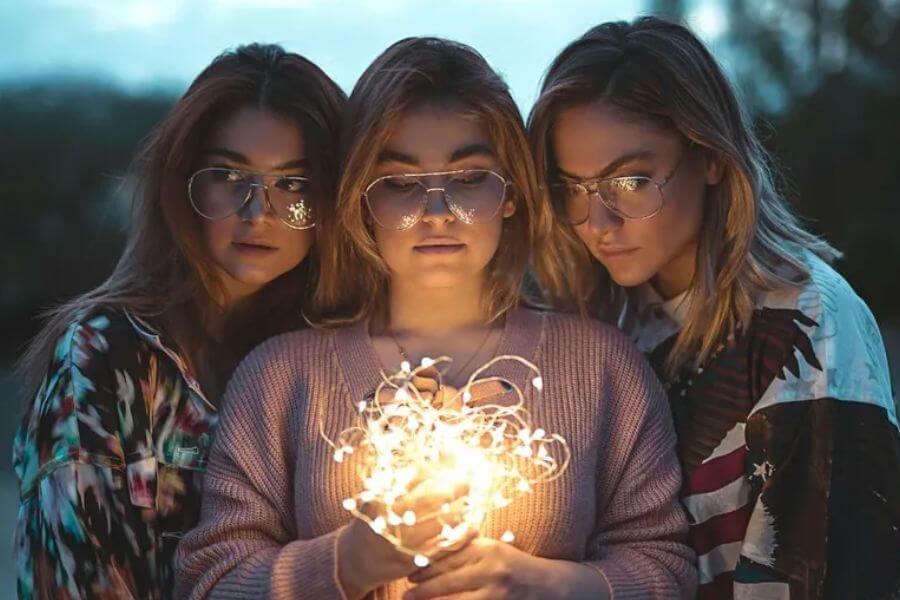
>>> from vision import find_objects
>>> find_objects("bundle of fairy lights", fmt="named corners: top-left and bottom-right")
top-left (324, 355), bottom-right (570, 567)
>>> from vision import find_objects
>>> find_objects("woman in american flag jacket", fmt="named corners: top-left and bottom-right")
top-left (529, 16), bottom-right (900, 600)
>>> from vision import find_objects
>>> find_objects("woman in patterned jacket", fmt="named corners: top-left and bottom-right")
top-left (529, 17), bottom-right (900, 600)
top-left (13, 43), bottom-right (345, 598)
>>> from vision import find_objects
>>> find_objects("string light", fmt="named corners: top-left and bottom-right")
top-left (323, 355), bottom-right (570, 565)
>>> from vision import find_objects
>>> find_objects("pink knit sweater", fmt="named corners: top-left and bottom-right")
top-left (175, 308), bottom-right (697, 599)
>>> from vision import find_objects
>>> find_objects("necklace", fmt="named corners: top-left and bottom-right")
top-left (390, 325), bottom-right (496, 383)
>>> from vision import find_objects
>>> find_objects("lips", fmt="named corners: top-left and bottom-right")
top-left (594, 245), bottom-right (639, 259)
top-left (414, 237), bottom-right (465, 255)
top-left (232, 240), bottom-right (278, 253)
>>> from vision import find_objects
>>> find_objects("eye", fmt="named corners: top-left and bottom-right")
top-left (277, 177), bottom-right (310, 194)
top-left (452, 170), bottom-right (489, 185)
top-left (610, 177), bottom-right (648, 192)
top-left (382, 176), bottom-right (418, 192)
top-left (208, 169), bottom-right (246, 183)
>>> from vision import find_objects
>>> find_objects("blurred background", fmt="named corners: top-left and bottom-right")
top-left (1, 0), bottom-right (898, 595)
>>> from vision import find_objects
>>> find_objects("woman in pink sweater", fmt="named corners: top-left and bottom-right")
top-left (175, 37), bottom-right (696, 600)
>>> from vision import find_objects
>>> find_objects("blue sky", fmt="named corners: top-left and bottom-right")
top-left (0, 0), bottom-right (727, 109)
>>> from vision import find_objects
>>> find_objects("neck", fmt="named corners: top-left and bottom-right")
top-left (386, 276), bottom-right (489, 335)
top-left (651, 239), bottom-right (697, 301)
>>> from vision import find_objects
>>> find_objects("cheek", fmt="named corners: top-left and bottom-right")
top-left (277, 229), bottom-right (315, 264)
top-left (475, 220), bottom-right (504, 262)
top-left (373, 228), bottom-right (412, 272)
top-left (200, 219), bottom-right (234, 258)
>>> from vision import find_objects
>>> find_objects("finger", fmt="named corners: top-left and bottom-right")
top-left (408, 536), bottom-right (482, 583)
top-left (437, 592), bottom-right (493, 600)
top-left (465, 380), bottom-right (510, 403)
top-left (398, 513), bottom-right (455, 549)
top-left (434, 385), bottom-right (462, 410)
top-left (398, 481), bottom-right (469, 517)
top-left (412, 524), bottom-right (478, 558)
top-left (403, 563), bottom-right (489, 600)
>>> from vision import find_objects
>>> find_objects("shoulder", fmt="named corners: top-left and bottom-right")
top-left (51, 306), bottom-right (142, 367)
top-left (234, 325), bottom-right (336, 380)
top-left (539, 308), bottom-right (646, 365)
top-left (534, 308), bottom-right (664, 404)
top-left (14, 306), bottom-right (152, 494)
top-left (219, 326), bottom-right (339, 421)
top-left (760, 252), bottom-right (870, 326)
top-left (753, 253), bottom-right (896, 426)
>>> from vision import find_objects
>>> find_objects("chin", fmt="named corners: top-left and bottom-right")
top-left (227, 266), bottom-right (290, 289)
top-left (413, 268), bottom-right (476, 289)
top-left (603, 263), bottom-right (654, 289)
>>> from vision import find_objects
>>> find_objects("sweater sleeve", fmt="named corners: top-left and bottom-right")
top-left (584, 332), bottom-right (698, 600)
top-left (174, 343), bottom-right (347, 599)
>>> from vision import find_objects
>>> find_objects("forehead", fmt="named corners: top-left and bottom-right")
top-left (551, 101), bottom-right (680, 168)
top-left (203, 106), bottom-right (305, 165)
top-left (382, 101), bottom-right (494, 166)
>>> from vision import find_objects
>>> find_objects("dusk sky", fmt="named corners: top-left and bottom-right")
top-left (0, 0), bottom-right (728, 109)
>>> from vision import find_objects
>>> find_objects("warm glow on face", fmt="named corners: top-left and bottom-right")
top-left (324, 355), bottom-right (570, 566)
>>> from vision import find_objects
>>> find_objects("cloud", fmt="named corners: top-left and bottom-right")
top-left (49, 0), bottom-right (183, 32)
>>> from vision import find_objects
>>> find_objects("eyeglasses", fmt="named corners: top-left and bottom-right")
top-left (363, 168), bottom-right (510, 230)
top-left (188, 167), bottom-right (315, 230)
top-left (549, 149), bottom-right (689, 224)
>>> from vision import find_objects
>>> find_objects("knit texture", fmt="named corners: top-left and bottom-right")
top-left (175, 308), bottom-right (697, 599)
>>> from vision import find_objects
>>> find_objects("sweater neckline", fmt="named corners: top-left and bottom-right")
top-left (333, 306), bottom-right (546, 405)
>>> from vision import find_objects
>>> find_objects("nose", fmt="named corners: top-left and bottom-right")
top-left (238, 184), bottom-right (272, 223)
top-left (420, 187), bottom-right (455, 226)
top-left (586, 193), bottom-right (623, 235)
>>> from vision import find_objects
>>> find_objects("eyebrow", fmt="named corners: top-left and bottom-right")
top-left (556, 149), bottom-right (657, 181)
top-left (201, 147), bottom-right (308, 171)
top-left (376, 143), bottom-right (497, 168)
top-left (376, 149), bottom-right (419, 167)
top-left (449, 143), bottom-right (495, 163)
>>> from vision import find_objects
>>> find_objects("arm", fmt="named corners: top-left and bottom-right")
top-left (173, 347), bottom-right (348, 599)
top-left (14, 315), bottom-right (158, 598)
top-left (584, 334), bottom-right (697, 600)
top-left (736, 293), bottom-right (900, 598)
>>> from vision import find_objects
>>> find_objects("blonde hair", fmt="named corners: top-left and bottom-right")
top-left (528, 17), bottom-right (840, 378)
top-left (311, 37), bottom-right (549, 325)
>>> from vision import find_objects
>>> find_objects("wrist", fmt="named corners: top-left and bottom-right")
top-left (538, 558), bottom-right (611, 600)
top-left (336, 524), bottom-right (374, 600)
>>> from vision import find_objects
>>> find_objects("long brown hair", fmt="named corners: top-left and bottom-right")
top-left (311, 37), bottom-right (549, 325)
top-left (528, 17), bottom-right (840, 378)
top-left (20, 43), bottom-right (346, 399)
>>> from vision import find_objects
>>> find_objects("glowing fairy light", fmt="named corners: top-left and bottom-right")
top-left (324, 355), bottom-right (570, 565)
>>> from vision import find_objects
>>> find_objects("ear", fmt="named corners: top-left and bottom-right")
top-left (502, 185), bottom-right (517, 218)
top-left (703, 150), bottom-right (725, 186)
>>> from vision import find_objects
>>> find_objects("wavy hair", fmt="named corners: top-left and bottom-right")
top-left (311, 37), bottom-right (549, 325)
top-left (528, 17), bottom-right (840, 378)
top-left (20, 43), bottom-right (346, 399)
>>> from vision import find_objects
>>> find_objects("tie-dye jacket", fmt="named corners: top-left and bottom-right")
top-left (13, 308), bottom-right (218, 599)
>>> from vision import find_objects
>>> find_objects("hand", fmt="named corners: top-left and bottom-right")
top-left (336, 482), bottom-right (476, 600)
top-left (403, 537), bottom-right (564, 600)
top-left (403, 367), bottom-right (509, 411)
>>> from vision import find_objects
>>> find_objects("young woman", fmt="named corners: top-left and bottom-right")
top-left (14, 44), bottom-right (345, 598)
top-left (175, 37), bottom-right (696, 599)
top-left (529, 17), bottom-right (900, 599)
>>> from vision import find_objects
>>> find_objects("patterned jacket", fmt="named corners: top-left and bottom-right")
top-left (631, 252), bottom-right (900, 599)
top-left (13, 308), bottom-right (218, 598)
